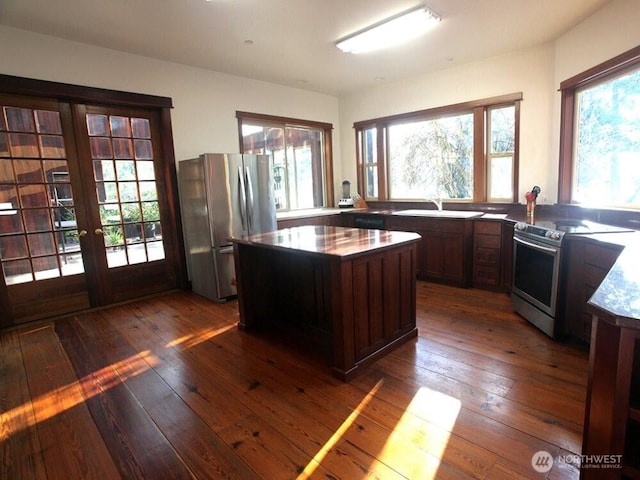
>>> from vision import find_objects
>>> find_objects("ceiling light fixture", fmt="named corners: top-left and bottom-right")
top-left (336, 5), bottom-right (440, 54)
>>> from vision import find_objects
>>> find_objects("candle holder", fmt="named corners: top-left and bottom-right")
top-left (526, 200), bottom-right (535, 224)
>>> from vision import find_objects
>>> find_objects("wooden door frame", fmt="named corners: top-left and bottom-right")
top-left (0, 74), bottom-right (188, 327)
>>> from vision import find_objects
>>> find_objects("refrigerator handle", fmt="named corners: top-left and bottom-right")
top-left (238, 165), bottom-right (247, 230)
top-left (245, 166), bottom-right (254, 231)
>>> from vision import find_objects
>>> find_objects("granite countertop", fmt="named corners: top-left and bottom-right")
top-left (588, 243), bottom-right (640, 328)
top-left (231, 225), bottom-right (421, 259)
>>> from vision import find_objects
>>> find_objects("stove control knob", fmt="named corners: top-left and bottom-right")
top-left (515, 222), bottom-right (526, 231)
top-left (546, 231), bottom-right (562, 240)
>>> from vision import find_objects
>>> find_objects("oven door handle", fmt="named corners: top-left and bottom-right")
top-left (514, 236), bottom-right (559, 255)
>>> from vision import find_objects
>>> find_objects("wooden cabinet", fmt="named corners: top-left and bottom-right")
top-left (473, 219), bottom-right (503, 289)
top-left (232, 226), bottom-right (419, 381)
top-left (501, 220), bottom-right (515, 291)
top-left (386, 216), bottom-right (474, 287)
top-left (277, 213), bottom-right (341, 229)
top-left (582, 317), bottom-right (640, 478)
top-left (562, 237), bottom-right (623, 343)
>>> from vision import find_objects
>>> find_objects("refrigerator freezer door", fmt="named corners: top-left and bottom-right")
top-left (245, 154), bottom-right (277, 235)
top-left (203, 153), bottom-right (247, 247)
top-left (212, 245), bottom-right (237, 299)
top-left (179, 157), bottom-right (219, 299)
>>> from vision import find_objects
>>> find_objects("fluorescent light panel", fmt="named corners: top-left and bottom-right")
top-left (337, 5), bottom-right (440, 54)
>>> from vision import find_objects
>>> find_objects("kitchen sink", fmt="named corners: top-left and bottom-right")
top-left (392, 209), bottom-right (484, 219)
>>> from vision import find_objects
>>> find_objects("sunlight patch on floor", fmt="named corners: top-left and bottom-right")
top-left (1, 350), bottom-right (158, 440)
top-left (164, 324), bottom-right (236, 349)
top-left (298, 379), bottom-right (384, 478)
top-left (377, 387), bottom-right (462, 479)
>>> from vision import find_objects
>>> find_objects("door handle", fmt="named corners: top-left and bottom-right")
top-left (78, 230), bottom-right (88, 237)
top-left (94, 228), bottom-right (104, 235)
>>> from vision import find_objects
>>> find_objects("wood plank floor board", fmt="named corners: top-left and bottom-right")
top-left (135, 295), bottom-right (495, 479)
top-left (413, 335), bottom-right (588, 403)
top-left (154, 290), bottom-right (576, 478)
top-left (383, 358), bottom-right (583, 453)
top-left (17, 324), bottom-right (122, 480)
top-left (0, 330), bottom-right (47, 480)
top-left (74, 310), bottom-right (263, 480)
top-left (54, 316), bottom-right (195, 480)
top-left (1, 281), bottom-right (589, 479)
top-left (105, 298), bottom-right (397, 479)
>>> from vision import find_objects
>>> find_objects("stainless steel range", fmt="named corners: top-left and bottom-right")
top-left (511, 219), bottom-right (630, 338)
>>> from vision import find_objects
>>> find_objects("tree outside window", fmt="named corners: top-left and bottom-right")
top-left (559, 45), bottom-right (640, 208)
top-left (355, 94), bottom-right (520, 203)
top-left (388, 114), bottom-right (474, 200)
top-left (573, 69), bottom-right (640, 207)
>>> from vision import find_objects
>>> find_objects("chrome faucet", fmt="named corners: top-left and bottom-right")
top-left (427, 197), bottom-right (443, 210)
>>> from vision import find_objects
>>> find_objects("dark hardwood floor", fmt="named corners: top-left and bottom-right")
top-left (1, 282), bottom-right (588, 479)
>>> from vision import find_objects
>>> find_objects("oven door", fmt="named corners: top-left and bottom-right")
top-left (512, 234), bottom-right (561, 317)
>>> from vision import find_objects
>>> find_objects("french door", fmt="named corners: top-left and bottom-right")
top-left (0, 91), bottom-right (184, 325)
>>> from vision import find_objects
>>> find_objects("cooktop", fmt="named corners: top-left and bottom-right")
top-left (533, 219), bottom-right (632, 234)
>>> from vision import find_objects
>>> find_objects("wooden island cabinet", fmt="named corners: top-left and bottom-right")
top-left (582, 244), bottom-right (640, 478)
top-left (231, 225), bottom-right (421, 381)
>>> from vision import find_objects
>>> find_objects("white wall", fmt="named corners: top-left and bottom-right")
top-left (338, 44), bottom-right (556, 203)
top-left (338, 0), bottom-right (640, 205)
top-left (0, 26), bottom-right (343, 200)
top-left (2, 0), bottom-right (640, 207)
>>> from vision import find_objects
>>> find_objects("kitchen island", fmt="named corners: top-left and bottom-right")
top-left (231, 225), bottom-right (421, 381)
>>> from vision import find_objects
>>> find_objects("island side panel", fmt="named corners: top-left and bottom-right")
top-left (335, 242), bottom-right (418, 381)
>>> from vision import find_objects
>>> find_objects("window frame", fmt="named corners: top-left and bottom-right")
top-left (354, 93), bottom-right (521, 203)
top-left (558, 45), bottom-right (640, 205)
top-left (236, 111), bottom-right (334, 210)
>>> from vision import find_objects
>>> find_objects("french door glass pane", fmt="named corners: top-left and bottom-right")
top-left (0, 105), bottom-right (84, 285)
top-left (86, 114), bottom-right (164, 268)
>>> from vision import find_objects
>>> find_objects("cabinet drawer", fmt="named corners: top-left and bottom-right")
top-left (475, 234), bottom-right (501, 249)
top-left (475, 247), bottom-right (500, 265)
top-left (474, 266), bottom-right (500, 286)
top-left (475, 221), bottom-right (502, 235)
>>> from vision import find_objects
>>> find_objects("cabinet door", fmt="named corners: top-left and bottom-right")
top-left (424, 231), bottom-right (444, 277)
top-left (442, 233), bottom-right (464, 280)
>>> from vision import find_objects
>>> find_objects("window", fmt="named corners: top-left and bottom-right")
top-left (237, 112), bottom-right (334, 211)
top-left (559, 45), bottom-right (640, 208)
top-left (488, 105), bottom-right (516, 201)
top-left (354, 94), bottom-right (521, 203)
top-left (358, 126), bottom-right (379, 199)
top-left (388, 113), bottom-right (474, 200)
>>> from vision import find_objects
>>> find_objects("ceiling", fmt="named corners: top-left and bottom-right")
top-left (0, 0), bottom-right (611, 96)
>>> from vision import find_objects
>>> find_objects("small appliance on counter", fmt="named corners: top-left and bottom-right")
top-left (338, 180), bottom-right (354, 208)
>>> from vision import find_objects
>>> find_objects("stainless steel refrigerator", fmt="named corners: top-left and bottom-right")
top-left (178, 153), bottom-right (277, 302)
